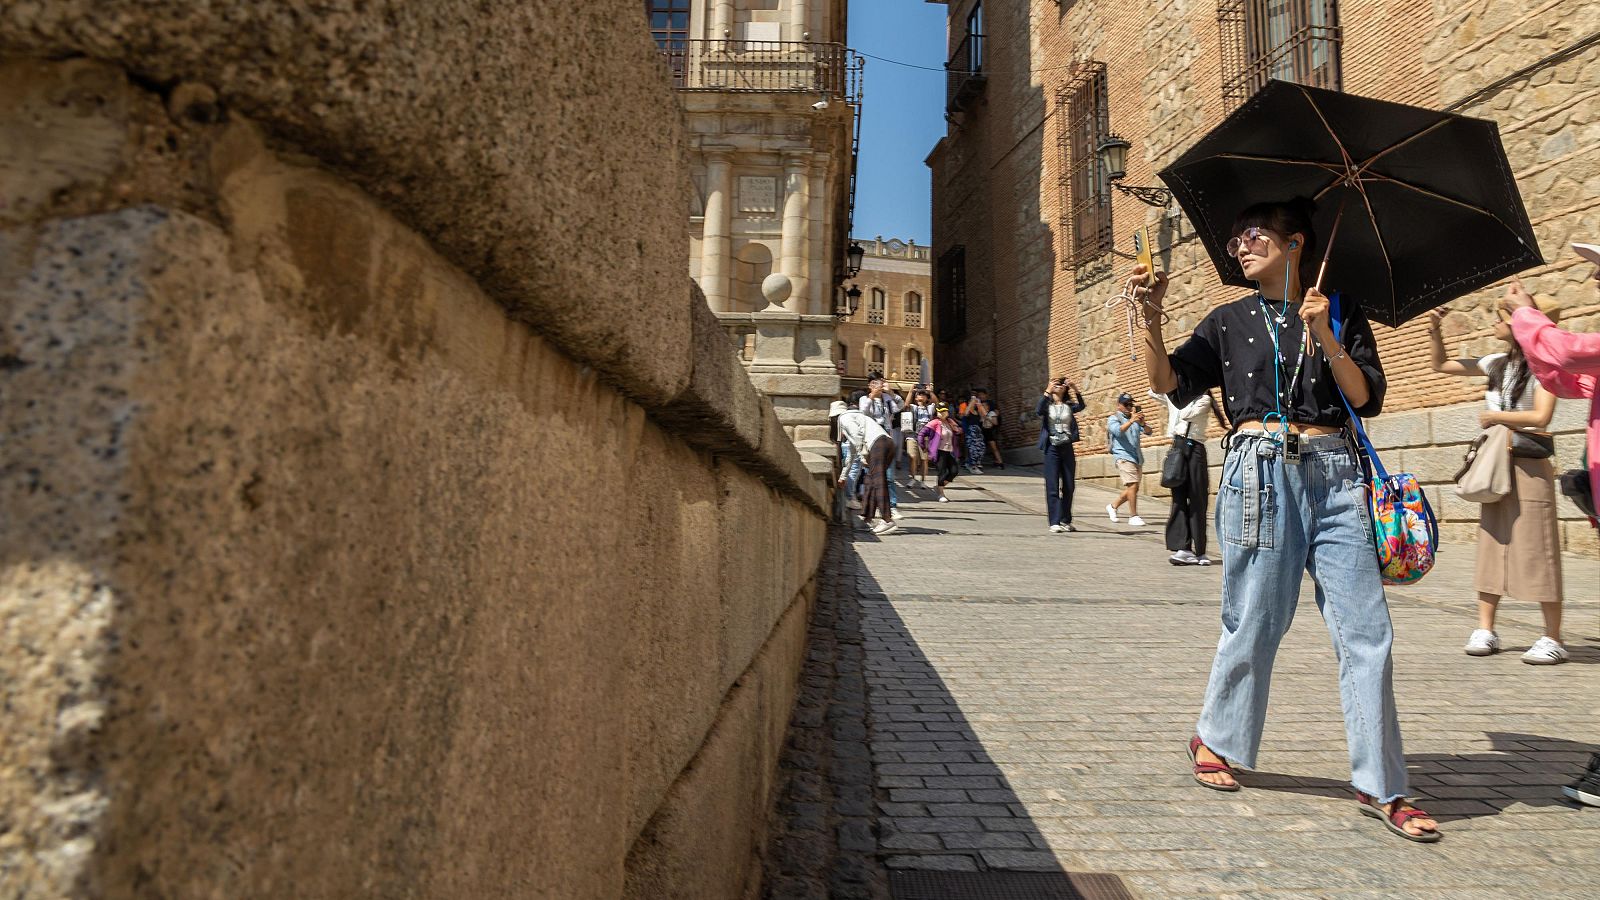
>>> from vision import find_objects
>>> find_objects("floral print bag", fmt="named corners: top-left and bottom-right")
top-left (1332, 294), bottom-right (1439, 585)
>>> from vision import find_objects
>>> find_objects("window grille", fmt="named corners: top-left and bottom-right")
top-left (905, 349), bottom-right (923, 374)
top-left (936, 246), bottom-right (967, 343)
top-left (1219, 0), bottom-right (1341, 112)
top-left (1057, 62), bottom-right (1112, 269)
top-left (904, 292), bottom-right (923, 328)
top-left (867, 288), bottom-right (886, 324)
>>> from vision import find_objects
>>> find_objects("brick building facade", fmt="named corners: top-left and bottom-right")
top-left (835, 236), bottom-right (935, 393)
top-left (928, 0), bottom-right (1599, 552)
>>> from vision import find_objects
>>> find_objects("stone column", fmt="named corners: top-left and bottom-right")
top-left (712, 0), bottom-right (733, 39)
top-left (792, 0), bottom-right (809, 41)
top-left (806, 153), bottom-right (829, 315)
top-left (699, 148), bottom-right (734, 312)
top-left (779, 152), bottom-right (810, 314)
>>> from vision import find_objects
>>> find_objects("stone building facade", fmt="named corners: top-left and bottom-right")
top-left (654, 0), bottom-right (861, 458)
top-left (928, 0), bottom-right (1599, 552)
top-left (835, 236), bottom-right (935, 393)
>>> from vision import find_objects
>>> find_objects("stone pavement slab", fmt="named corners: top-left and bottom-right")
top-left (797, 469), bottom-right (1600, 898)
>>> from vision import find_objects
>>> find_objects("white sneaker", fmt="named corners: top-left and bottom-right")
top-left (1106, 504), bottom-right (1119, 523)
top-left (1195, 555), bottom-right (1212, 566)
top-left (1463, 629), bottom-right (1500, 656)
top-left (938, 495), bottom-right (950, 503)
top-left (1128, 516), bottom-right (1146, 528)
top-left (1170, 549), bottom-right (1198, 566)
top-left (872, 520), bottom-right (899, 536)
top-left (1522, 636), bottom-right (1568, 665)
top-left (1064, 524), bottom-right (1077, 532)
top-left (1050, 524), bottom-right (1065, 534)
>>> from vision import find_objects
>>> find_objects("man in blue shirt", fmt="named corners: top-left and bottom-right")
top-left (1105, 392), bottom-right (1149, 527)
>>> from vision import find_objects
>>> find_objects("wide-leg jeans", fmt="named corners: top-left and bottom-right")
top-left (1195, 432), bottom-right (1409, 802)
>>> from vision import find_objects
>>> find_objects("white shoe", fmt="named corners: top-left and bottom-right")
top-left (1050, 524), bottom-right (1065, 534)
top-left (1522, 636), bottom-right (1568, 665)
top-left (1064, 523), bottom-right (1077, 532)
top-left (891, 509), bottom-right (905, 522)
top-left (1170, 549), bottom-right (1198, 566)
top-left (938, 495), bottom-right (950, 503)
top-left (1195, 555), bottom-right (1212, 566)
top-left (872, 520), bottom-right (899, 536)
top-left (1106, 504), bottom-right (1119, 523)
top-left (1463, 629), bottom-right (1500, 656)
top-left (1128, 516), bottom-right (1146, 528)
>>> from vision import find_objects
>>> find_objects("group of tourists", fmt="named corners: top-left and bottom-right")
top-left (831, 378), bottom-right (1011, 535)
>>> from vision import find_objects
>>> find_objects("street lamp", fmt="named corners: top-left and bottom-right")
top-left (1096, 133), bottom-right (1174, 208)
top-left (846, 241), bottom-right (865, 277)
top-left (835, 284), bottom-right (862, 321)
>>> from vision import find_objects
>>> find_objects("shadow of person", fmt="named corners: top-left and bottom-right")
top-left (1237, 731), bottom-right (1597, 822)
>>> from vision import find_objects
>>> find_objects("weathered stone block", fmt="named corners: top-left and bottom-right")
top-left (1366, 409), bottom-right (1432, 450)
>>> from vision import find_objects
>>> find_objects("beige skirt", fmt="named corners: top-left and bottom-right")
top-left (1476, 456), bottom-right (1563, 603)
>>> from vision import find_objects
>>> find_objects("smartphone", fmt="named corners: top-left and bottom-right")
top-left (1133, 226), bottom-right (1156, 287)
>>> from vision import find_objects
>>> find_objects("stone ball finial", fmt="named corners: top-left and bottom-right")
top-left (761, 273), bottom-right (793, 308)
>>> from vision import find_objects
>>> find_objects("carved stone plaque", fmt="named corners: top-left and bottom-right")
top-left (738, 176), bottom-right (778, 214)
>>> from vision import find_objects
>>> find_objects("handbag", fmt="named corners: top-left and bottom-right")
top-left (1331, 294), bottom-right (1439, 585)
top-left (1160, 440), bottom-right (1187, 488)
top-left (1453, 424), bottom-right (1512, 503)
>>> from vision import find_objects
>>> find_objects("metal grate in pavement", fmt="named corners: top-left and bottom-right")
top-left (889, 871), bottom-right (1135, 900)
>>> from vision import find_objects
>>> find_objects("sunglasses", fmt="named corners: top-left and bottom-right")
top-left (1226, 227), bottom-right (1274, 258)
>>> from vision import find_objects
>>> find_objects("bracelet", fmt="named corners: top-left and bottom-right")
top-left (1330, 349), bottom-right (1348, 362)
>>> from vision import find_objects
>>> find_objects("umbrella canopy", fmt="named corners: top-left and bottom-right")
top-left (1157, 79), bottom-right (1541, 326)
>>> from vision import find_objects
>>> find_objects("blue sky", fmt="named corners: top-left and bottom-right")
top-left (850, 0), bottom-right (948, 245)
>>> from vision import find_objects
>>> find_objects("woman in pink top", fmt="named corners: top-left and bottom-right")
top-left (1504, 242), bottom-right (1600, 525)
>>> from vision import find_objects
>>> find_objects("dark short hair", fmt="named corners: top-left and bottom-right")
top-left (848, 389), bottom-right (868, 406)
top-left (1233, 197), bottom-right (1318, 287)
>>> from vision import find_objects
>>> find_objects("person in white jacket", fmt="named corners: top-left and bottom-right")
top-left (831, 399), bottom-right (899, 535)
top-left (1153, 389), bottom-right (1218, 565)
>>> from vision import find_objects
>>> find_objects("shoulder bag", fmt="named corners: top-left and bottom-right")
top-left (1160, 440), bottom-right (1187, 488)
top-left (1453, 424), bottom-right (1512, 503)
top-left (1331, 294), bottom-right (1439, 586)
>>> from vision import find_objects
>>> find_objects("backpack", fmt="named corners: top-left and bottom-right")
top-left (1331, 294), bottom-right (1439, 586)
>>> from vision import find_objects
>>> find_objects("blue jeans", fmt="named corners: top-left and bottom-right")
top-left (1042, 442), bottom-right (1076, 525)
top-left (1196, 431), bottom-right (1408, 803)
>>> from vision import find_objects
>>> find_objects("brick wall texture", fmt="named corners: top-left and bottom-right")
top-left (930, 0), bottom-right (1600, 552)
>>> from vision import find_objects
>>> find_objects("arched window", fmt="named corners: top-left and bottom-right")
top-left (866, 343), bottom-right (886, 378)
top-left (904, 347), bottom-right (923, 375)
top-left (868, 287), bottom-right (886, 324)
top-left (904, 292), bottom-right (923, 328)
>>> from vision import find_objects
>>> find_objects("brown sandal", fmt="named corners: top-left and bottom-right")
top-left (1356, 791), bottom-right (1441, 843)
top-left (1187, 736), bottom-right (1240, 792)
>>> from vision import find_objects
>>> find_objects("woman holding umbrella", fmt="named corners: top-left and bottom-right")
top-left (1129, 197), bottom-right (1439, 842)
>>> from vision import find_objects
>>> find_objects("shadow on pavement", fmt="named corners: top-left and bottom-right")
top-left (1240, 731), bottom-right (1598, 822)
top-left (851, 542), bottom-right (1131, 900)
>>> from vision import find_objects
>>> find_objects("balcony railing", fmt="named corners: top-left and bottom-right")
top-left (904, 311), bottom-right (922, 328)
top-left (661, 40), bottom-right (864, 101)
top-left (946, 32), bottom-right (986, 113)
top-left (867, 309), bottom-right (885, 325)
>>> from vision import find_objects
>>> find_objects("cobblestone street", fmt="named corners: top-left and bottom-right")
top-left (765, 468), bottom-right (1600, 899)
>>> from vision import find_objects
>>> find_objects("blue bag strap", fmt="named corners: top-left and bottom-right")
top-left (1329, 292), bottom-right (1390, 483)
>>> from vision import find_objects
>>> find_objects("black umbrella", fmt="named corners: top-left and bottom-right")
top-left (1157, 79), bottom-right (1542, 326)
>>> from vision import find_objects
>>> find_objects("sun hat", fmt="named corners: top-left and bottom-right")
top-left (828, 400), bottom-right (850, 418)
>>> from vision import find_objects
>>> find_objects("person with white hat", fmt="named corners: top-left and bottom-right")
top-left (830, 398), bottom-right (899, 535)
top-left (1427, 283), bottom-right (1566, 663)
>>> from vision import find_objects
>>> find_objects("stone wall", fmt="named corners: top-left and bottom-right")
top-left (0, 4), bottom-right (828, 897)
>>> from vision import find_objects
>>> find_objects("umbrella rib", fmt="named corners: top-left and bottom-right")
top-left (1299, 86), bottom-right (1357, 174)
top-left (1359, 172), bottom-right (1532, 239)
top-left (1351, 118), bottom-right (1453, 178)
top-left (1350, 178), bottom-right (1397, 312)
top-left (1211, 153), bottom-right (1347, 175)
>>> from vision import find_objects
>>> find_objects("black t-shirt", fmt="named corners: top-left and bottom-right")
top-left (1168, 294), bottom-right (1385, 426)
